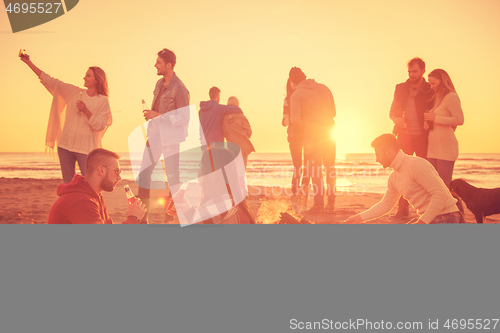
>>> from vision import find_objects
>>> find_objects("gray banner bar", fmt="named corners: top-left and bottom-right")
top-left (0, 225), bottom-right (498, 332)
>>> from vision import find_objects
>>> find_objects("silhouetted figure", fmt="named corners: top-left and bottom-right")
top-left (48, 148), bottom-right (146, 224)
top-left (137, 48), bottom-right (190, 223)
top-left (20, 52), bottom-right (112, 183)
top-left (424, 69), bottom-right (464, 187)
top-left (223, 96), bottom-right (255, 168)
top-left (389, 57), bottom-right (433, 218)
top-left (344, 134), bottom-right (460, 224)
top-left (282, 78), bottom-right (307, 197)
top-left (289, 67), bottom-right (336, 214)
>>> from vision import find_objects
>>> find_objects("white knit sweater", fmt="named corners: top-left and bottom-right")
top-left (40, 72), bottom-right (112, 155)
top-left (360, 151), bottom-right (458, 223)
top-left (427, 92), bottom-right (464, 161)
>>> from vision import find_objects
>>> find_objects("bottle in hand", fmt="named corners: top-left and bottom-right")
top-left (141, 99), bottom-right (148, 111)
top-left (124, 185), bottom-right (136, 204)
top-left (424, 110), bottom-right (433, 130)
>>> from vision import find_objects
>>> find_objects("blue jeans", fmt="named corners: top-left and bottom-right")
top-left (429, 211), bottom-right (460, 224)
top-left (137, 143), bottom-right (181, 199)
top-left (427, 158), bottom-right (455, 187)
top-left (58, 147), bottom-right (87, 183)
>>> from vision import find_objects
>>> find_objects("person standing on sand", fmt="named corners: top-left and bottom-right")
top-left (389, 57), bottom-right (434, 218)
top-left (48, 148), bottom-right (146, 224)
top-left (344, 134), bottom-right (461, 224)
top-left (289, 67), bottom-right (336, 214)
top-left (282, 78), bottom-right (307, 198)
top-left (20, 52), bottom-right (112, 183)
top-left (137, 48), bottom-right (190, 224)
top-left (424, 69), bottom-right (464, 187)
top-left (223, 96), bottom-right (255, 168)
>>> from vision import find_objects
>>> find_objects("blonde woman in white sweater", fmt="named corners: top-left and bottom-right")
top-left (21, 53), bottom-right (112, 183)
top-left (424, 69), bottom-right (464, 187)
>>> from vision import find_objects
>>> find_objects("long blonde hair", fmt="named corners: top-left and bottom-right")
top-left (89, 66), bottom-right (109, 96)
top-left (429, 69), bottom-right (456, 105)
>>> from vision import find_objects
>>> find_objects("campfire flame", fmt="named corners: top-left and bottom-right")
top-left (256, 198), bottom-right (303, 224)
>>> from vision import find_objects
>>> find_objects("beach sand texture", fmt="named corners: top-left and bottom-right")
top-left (1, 178), bottom-right (498, 224)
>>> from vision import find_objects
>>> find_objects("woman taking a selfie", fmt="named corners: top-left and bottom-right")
top-left (21, 52), bottom-right (112, 183)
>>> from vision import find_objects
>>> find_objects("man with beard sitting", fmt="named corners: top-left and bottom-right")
top-left (48, 148), bottom-right (146, 224)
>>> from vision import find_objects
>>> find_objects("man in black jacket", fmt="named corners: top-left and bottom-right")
top-left (389, 57), bottom-right (433, 218)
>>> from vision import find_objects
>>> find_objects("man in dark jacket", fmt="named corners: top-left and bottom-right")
top-left (199, 86), bottom-right (243, 145)
top-left (389, 57), bottom-right (433, 218)
top-left (289, 67), bottom-right (336, 214)
top-left (48, 148), bottom-right (146, 224)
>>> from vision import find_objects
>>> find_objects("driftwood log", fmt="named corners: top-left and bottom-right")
top-left (278, 212), bottom-right (312, 224)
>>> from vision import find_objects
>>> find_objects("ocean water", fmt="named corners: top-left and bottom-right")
top-left (0, 152), bottom-right (499, 194)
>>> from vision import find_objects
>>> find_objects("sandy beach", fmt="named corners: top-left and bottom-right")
top-left (0, 177), bottom-right (498, 224)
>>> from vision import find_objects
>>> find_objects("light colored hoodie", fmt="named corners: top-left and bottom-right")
top-left (290, 79), bottom-right (336, 142)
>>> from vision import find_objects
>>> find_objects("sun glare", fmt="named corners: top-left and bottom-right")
top-left (332, 115), bottom-right (371, 159)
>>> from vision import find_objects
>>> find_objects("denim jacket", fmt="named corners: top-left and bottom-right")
top-left (148, 73), bottom-right (191, 145)
top-left (152, 73), bottom-right (190, 114)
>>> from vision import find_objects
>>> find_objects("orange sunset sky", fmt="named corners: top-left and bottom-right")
top-left (1, 0), bottom-right (499, 156)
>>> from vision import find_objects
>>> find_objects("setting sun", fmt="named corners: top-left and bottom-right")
top-left (1, 0), bottom-right (499, 155)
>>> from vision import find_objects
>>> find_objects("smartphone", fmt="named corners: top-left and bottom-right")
top-left (18, 49), bottom-right (26, 58)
